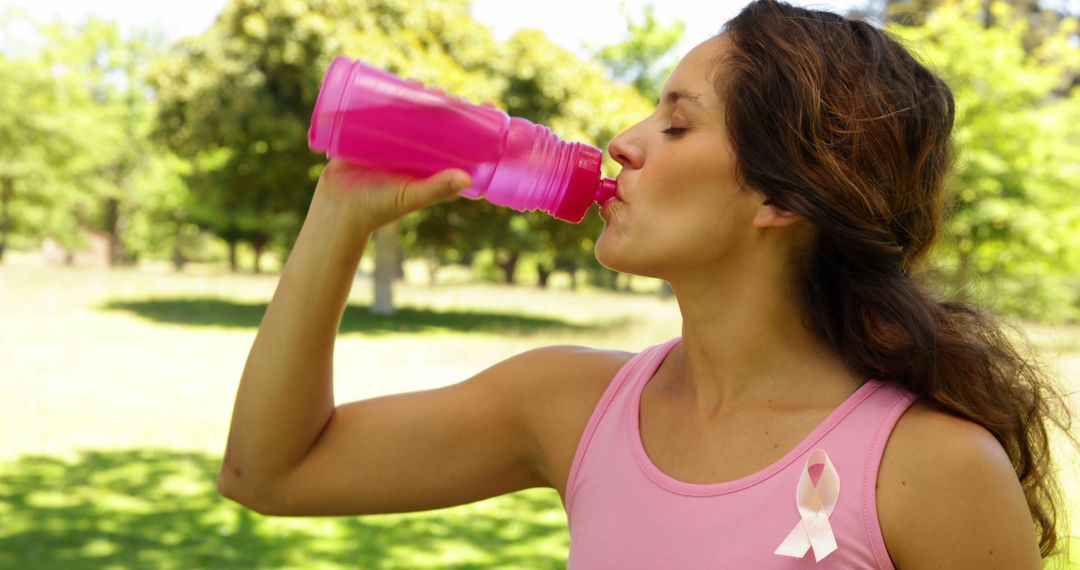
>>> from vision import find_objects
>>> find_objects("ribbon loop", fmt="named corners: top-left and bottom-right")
top-left (773, 448), bottom-right (840, 562)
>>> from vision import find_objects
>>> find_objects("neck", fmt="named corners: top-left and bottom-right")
top-left (665, 268), bottom-right (863, 418)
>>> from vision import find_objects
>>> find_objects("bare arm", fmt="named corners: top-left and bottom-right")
top-left (218, 159), bottom-right (470, 504)
top-left (218, 191), bottom-right (363, 502)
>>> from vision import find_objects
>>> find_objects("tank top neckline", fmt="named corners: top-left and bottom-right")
top-left (628, 336), bottom-right (887, 496)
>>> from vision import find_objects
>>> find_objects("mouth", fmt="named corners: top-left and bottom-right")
top-left (600, 195), bottom-right (622, 220)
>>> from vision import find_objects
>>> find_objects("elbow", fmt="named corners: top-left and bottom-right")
top-left (216, 455), bottom-right (244, 499)
top-left (216, 468), bottom-right (249, 506)
top-left (216, 469), bottom-right (239, 501)
top-left (217, 466), bottom-right (280, 516)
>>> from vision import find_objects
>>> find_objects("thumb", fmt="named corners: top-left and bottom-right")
top-left (406, 168), bottom-right (472, 208)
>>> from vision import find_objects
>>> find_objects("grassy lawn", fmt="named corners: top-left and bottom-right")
top-left (2, 252), bottom-right (1077, 569)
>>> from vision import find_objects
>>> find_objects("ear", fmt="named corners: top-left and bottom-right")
top-left (752, 199), bottom-right (805, 229)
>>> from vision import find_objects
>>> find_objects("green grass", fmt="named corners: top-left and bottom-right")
top-left (0, 450), bottom-right (569, 569)
top-left (2, 253), bottom-right (1077, 568)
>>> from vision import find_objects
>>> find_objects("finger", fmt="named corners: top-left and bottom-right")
top-left (402, 169), bottom-right (472, 210)
top-left (405, 78), bottom-right (450, 98)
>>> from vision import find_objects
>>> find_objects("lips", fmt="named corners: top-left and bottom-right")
top-left (600, 195), bottom-right (621, 220)
top-left (615, 179), bottom-right (626, 202)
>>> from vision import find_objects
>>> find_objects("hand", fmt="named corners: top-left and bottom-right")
top-left (313, 158), bottom-right (472, 233)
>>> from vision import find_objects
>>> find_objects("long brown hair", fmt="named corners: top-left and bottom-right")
top-left (714, 0), bottom-right (1076, 560)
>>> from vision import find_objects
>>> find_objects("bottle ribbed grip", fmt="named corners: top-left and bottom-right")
top-left (525, 124), bottom-right (574, 216)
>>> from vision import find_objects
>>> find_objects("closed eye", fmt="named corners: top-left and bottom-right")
top-left (662, 127), bottom-right (687, 137)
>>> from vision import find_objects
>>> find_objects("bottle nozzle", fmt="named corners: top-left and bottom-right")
top-left (595, 178), bottom-right (617, 204)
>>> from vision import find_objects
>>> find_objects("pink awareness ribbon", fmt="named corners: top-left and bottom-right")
top-left (773, 448), bottom-right (840, 562)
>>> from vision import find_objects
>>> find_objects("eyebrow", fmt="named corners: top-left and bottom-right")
top-left (659, 89), bottom-right (705, 109)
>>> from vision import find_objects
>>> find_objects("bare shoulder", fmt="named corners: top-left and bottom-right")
top-left (513, 345), bottom-right (635, 499)
top-left (877, 400), bottom-right (1043, 569)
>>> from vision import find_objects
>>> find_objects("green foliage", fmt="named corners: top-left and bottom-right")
top-left (123, 152), bottom-right (211, 264)
top-left (149, 0), bottom-right (508, 272)
top-left (0, 15), bottom-right (178, 262)
top-left (889, 0), bottom-right (1080, 321)
top-left (4, 0), bottom-right (661, 285)
top-left (7, 0), bottom-right (1079, 320)
top-left (589, 2), bottom-right (686, 102)
top-left (0, 50), bottom-right (79, 250)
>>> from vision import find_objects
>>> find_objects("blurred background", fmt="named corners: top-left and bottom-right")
top-left (1, 0), bottom-right (1078, 568)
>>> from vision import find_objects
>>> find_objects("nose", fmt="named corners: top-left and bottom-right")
top-left (606, 128), bottom-right (643, 170)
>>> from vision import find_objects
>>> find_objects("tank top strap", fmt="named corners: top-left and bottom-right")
top-left (565, 337), bottom-right (681, 517)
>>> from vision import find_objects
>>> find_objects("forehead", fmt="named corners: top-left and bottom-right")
top-left (662, 36), bottom-right (726, 104)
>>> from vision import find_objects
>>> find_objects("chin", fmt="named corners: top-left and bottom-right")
top-left (594, 232), bottom-right (664, 279)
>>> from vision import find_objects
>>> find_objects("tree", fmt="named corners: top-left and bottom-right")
top-left (0, 52), bottom-right (60, 262)
top-left (856, 0), bottom-right (1080, 94)
top-left (0, 15), bottom-right (169, 266)
top-left (151, 0), bottom-right (662, 310)
top-left (589, 2), bottom-right (686, 103)
top-left (149, 0), bottom-right (504, 302)
top-left (887, 0), bottom-right (1080, 320)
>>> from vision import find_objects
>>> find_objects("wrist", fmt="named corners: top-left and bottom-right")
top-left (308, 190), bottom-right (377, 242)
top-left (291, 196), bottom-right (373, 276)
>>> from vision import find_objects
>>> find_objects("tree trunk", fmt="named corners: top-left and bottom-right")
top-left (252, 232), bottom-right (267, 274)
top-left (424, 251), bottom-right (440, 286)
top-left (172, 243), bottom-right (187, 272)
top-left (373, 221), bottom-right (399, 315)
top-left (227, 239), bottom-right (238, 273)
top-left (495, 250), bottom-right (519, 284)
top-left (556, 260), bottom-right (578, 291)
top-left (0, 177), bottom-right (13, 264)
top-left (104, 197), bottom-right (125, 267)
top-left (615, 273), bottom-right (629, 292)
top-left (395, 241), bottom-right (405, 281)
top-left (536, 263), bottom-right (552, 288)
top-left (602, 270), bottom-right (618, 290)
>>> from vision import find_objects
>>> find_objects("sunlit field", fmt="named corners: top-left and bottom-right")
top-left (2, 252), bottom-right (1077, 568)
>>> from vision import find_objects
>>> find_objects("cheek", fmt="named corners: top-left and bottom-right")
top-left (654, 193), bottom-right (744, 253)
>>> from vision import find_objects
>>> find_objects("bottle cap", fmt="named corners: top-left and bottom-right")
top-left (553, 145), bottom-right (607, 224)
top-left (595, 178), bottom-right (617, 204)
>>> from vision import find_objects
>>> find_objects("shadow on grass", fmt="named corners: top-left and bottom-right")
top-left (0, 449), bottom-right (569, 569)
top-left (99, 297), bottom-right (632, 337)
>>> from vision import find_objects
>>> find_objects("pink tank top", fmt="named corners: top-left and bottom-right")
top-left (565, 337), bottom-right (919, 569)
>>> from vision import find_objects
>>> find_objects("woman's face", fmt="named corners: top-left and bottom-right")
top-left (597, 35), bottom-right (784, 281)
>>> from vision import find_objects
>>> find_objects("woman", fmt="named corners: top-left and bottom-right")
top-left (218, 1), bottom-right (1074, 567)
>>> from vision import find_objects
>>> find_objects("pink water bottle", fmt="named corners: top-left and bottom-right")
top-left (308, 57), bottom-right (617, 224)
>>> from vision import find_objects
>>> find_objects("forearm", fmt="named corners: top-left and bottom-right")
top-left (220, 192), bottom-right (373, 498)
